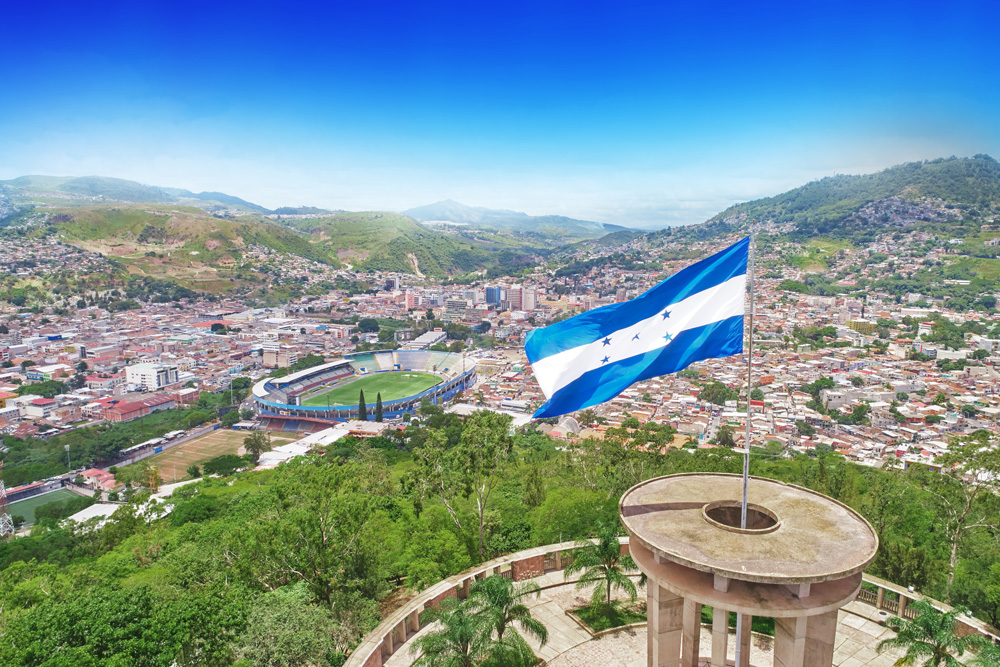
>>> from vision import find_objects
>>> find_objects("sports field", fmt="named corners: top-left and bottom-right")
top-left (142, 429), bottom-right (300, 483)
top-left (7, 488), bottom-right (79, 524)
top-left (302, 371), bottom-right (441, 406)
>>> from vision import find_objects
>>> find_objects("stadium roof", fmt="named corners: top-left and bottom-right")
top-left (272, 360), bottom-right (349, 386)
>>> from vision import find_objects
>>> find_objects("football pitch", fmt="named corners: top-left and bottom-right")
top-left (302, 371), bottom-right (441, 406)
top-left (8, 488), bottom-right (79, 524)
top-left (143, 429), bottom-right (300, 483)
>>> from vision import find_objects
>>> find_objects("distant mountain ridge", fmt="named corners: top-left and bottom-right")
top-left (404, 199), bottom-right (632, 238)
top-left (710, 154), bottom-right (1000, 237)
top-left (2, 175), bottom-right (267, 213)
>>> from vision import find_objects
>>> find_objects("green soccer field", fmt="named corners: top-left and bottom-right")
top-left (7, 488), bottom-right (79, 524)
top-left (302, 371), bottom-right (441, 406)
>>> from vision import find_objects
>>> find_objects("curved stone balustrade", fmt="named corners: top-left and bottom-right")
top-left (345, 537), bottom-right (998, 667)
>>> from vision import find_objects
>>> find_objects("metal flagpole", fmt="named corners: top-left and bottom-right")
top-left (735, 224), bottom-right (755, 667)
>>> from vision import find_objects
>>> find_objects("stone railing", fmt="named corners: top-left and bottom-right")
top-left (344, 538), bottom-right (629, 667)
top-left (854, 573), bottom-right (1000, 642)
top-left (345, 538), bottom-right (998, 667)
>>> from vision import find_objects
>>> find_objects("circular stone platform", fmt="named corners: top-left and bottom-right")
top-left (620, 473), bottom-right (878, 584)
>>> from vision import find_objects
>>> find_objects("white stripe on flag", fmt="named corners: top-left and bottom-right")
top-left (532, 274), bottom-right (746, 398)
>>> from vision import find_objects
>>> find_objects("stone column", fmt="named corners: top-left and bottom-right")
top-left (648, 580), bottom-right (683, 667)
top-left (774, 616), bottom-right (807, 667)
top-left (876, 586), bottom-right (885, 610)
top-left (711, 608), bottom-right (728, 667)
top-left (898, 595), bottom-right (908, 619)
top-left (381, 631), bottom-right (394, 658)
top-left (803, 609), bottom-right (838, 666)
top-left (408, 609), bottom-right (420, 634)
top-left (774, 610), bottom-right (838, 667)
top-left (394, 621), bottom-right (406, 646)
top-left (681, 599), bottom-right (703, 667)
top-left (737, 614), bottom-right (752, 667)
top-left (462, 578), bottom-right (471, 598)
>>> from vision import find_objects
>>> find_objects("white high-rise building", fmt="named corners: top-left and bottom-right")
top-left (125, 363), bottom-right (179, 392)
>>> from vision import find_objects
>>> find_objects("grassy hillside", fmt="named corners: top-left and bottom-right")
top-left (711, 155), bottom-right (1000, 237)
top-left (285, 211), bottom-right (543, 276)
top-left (46, 204), bottom-right (335, 291)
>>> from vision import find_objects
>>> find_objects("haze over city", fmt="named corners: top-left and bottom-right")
top-left (2, 1), bottom-right (998, 226)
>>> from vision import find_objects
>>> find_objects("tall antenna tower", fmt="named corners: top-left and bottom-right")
top-left (0, 462), bottom-right (16, 537)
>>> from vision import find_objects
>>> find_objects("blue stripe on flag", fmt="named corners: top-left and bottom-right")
top-left (525, 237), bottom-right (748, 363)
top-left (532, 313), bottom-right (744, 419)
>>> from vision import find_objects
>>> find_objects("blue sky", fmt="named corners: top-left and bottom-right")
top-left (1, 1), bottom-right (997, 227)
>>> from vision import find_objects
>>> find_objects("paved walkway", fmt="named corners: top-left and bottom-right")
top-left (384, 573), bottom-right (931, 667)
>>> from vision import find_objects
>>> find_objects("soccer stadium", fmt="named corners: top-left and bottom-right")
top-left (251, 350), bottom-right (477, 430)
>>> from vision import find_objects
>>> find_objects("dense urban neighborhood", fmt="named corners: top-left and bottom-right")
top-left (4, 156), bottom-right (1000, 666)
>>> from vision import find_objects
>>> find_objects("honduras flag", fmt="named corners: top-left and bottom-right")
top-left (525, 237), bottom-right (749, 419)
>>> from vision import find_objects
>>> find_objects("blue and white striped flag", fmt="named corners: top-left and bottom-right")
top-left (525, 237), bottom-right (749, 419)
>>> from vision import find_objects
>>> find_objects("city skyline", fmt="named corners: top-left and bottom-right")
top-left (2, 1), bottom-right (997, 226)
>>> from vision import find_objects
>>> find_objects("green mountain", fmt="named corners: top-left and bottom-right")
top-left (283, 211), bottom-right (545, 276)
top-left (403, 199), bottom-right (631, 239)
top-left (1, 175), bottom-right (267, 213)
top-left (36, 204), bottom-right (335, 292)
top-left (710, 155), bottom-right (1000, 238)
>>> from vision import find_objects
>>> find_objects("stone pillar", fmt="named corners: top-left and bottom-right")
top-left (898, 595), bottom-right (908, 619)
top-left (737, 614), bottom-right (752, 667)
top-left (648, 580), bottom-right (683, 667)
top-left (774, 610), bottom-right (838, 667)
top-left (462, 578), bottom-right (471, 599)
top-left (681, 599), bottom-right (703, 667)
top-left (711, 608), bottom-right (728, 667)
top-left (555, 550), bottom-right (562, 569)
top-left (876, 586), bottom-right (885, 609)
top-left (408, 609), bottom-right (420, 634)
top-left (774, 616), bottom-right (807, 667)
top-left (394, 621), bottom-right (406, 646)
top-left (381, 631), bottom-right (394, 658)
top-left (803, 609), bottom-right (838, 666)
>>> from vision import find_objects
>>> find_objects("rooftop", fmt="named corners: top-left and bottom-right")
top-left (620, 473), bottom-right (878, 584)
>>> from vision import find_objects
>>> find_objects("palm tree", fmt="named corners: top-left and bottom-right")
top-left (971, 642), bottom-right (1000, 667)
top-left (564, 520), bottom-right (638, 612)
top-left (876, 599), bottom-right (988, 666)
top-left (410, 597), bottom-right (491, 667)
top-left (467, 575), bottom-right (547, 666)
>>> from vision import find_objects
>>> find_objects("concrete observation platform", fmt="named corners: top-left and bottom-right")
top-left (620, 473), bottom-right (879, 667)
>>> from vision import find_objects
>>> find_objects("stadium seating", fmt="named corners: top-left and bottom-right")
top-left (375, 352), bottom-right (395, 371)
top-left (397, 349), bottom-right (431, 370)
top-left (350, 354), bottom-right (376, 373)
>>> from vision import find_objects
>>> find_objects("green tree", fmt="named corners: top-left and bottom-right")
top-left (243, 430), bottom-right (271, 464)
top-left (358, 318), bottom-right (380, 333)
top-left (564, 521), bottom-right (638, 612)
top-left (468, 575), bottom-right (547, 666)
top-left (221, 410), bottom-right (240, 428)
top-left (750, 387), bottom-right (764, 401)
top-left (223, 459), bottom-right (387, 636)
top-left (714, 425), bottom-right (736, 448)
top-left (410, 597), bottom-right (490, 667)
top-left (186, 464), bottom-right (201, 478)
top-left (203, 454), bottom-right (245, 476)
top-left (908, 431), bottom-right (1000, 592)
top-left (234, 582), bottom-right (347, 667)
top-left (375, 392), bottom-right (383, 422)
top-left (358, 389), bottom-right (367, 421)
top-left (876, 599), bottom-right (987, 666)
top-left (698, 381), bottom-right (739, 406)
top-left (393, 506), bottom-right (471, 591)
top-left (459, 410), bottom-right (515, 560)
top-left (523, 466), bottom-right (545, 508)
